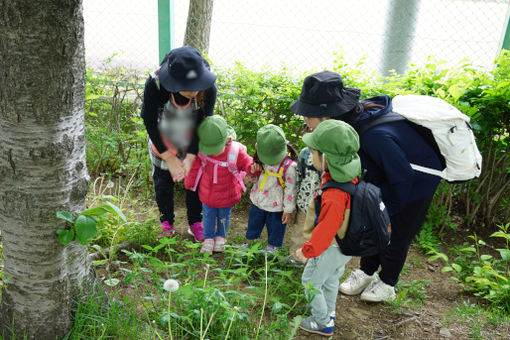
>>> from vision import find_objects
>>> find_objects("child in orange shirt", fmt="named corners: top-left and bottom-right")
top-left (294, 120), bottom-right (360, 336)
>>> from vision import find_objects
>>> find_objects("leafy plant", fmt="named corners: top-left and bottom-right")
top-left (55, 201), bottom-right (127, 246)
top-left (429, 222), bottom-right (510, 311)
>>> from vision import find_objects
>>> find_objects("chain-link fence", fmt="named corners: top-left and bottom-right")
top-left (84, 0), bottom-right (510, 73)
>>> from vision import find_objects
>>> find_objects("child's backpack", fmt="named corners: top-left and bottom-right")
top-left (315, 178), bottom-right (391, 257)
top-left (298, 147), bottom-right (321, 178)
top-left (191, 141), bottom-right (247, 192)
top-left (258, 156), bottom-right (294, 191)
top-left (357, 94), bottom-right (482, 182)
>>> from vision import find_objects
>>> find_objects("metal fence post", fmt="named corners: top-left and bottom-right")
top-left (379, 0), bottom-right (421, 76)
top-left (158, 0), bottom-right (174, 63)
top-left (499, 4), bottom-right (510, 53)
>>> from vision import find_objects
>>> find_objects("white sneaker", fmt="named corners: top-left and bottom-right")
top-left (339, 269), bottom-right (376, 295)
top-left (360, 279), bottom-right (396, 302)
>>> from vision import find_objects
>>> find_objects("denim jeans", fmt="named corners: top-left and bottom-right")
top-left (245, 204), bottom-right (287, 247)
top-left (202, 204), bottom-right (232, 240)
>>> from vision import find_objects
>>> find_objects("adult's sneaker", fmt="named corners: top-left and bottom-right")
top-left (360, 279), bottom-right (396, 302)
top-left (339, 269), bottom-right (376, 295)
top-left (299, 316), bottom-right (334, 336)
top-left (188, 222), bottom-right (204, 242)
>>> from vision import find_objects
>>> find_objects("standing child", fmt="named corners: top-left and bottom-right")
top-left (242, 124), bottom-right (297, 254)
top-left (294, 120), bottom-right (360, 336)
top-left (184, 115), bottom-right (253, 254)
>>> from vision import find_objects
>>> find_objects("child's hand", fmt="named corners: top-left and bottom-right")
top-left (183, 153), bottom-right (196, 176)
top-left (250, 163), bottom-right (262, 174)
top-left (243, 174), bottom-right (257, 184)
top-left (295, 248), bottom-right (308, 264)
top-left (282, 212), bottom-right (292, 224)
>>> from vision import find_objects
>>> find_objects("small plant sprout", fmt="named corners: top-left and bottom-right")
top-left (163, 279), bottom-right (179, 292)
top-left (163, 279), bottom-right (179, 340)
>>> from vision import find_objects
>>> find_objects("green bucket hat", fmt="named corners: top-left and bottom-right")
top-left (302, 120), bottom-right (361, 182)
top-left (256, 124), bottom-right (288, 165)
top-left (198, 115), bottom-right (228, 155)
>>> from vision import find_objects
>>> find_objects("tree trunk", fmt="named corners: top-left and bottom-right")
top-left (183, 0), bottom-right (214, 55)
top-left (0, 1), bottom-right (94, 339)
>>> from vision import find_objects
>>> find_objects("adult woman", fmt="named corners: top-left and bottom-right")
top-left (291, 71), bottom-right (442, 302)
top-left (141, 46), bottom-right (217, 240)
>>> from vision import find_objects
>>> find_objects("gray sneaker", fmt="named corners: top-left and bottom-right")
top-left (299, 316), bottom-right (334, 336)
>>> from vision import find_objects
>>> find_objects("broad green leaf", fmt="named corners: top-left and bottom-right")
top-left (81, 207), bottom-right (108, 216)
top-left (104, 201), bottom-right (127, 222)
top-left (56, 229), bottom-right (74, 245)
top-left (75, 215), bottom-right (97, 244)
top-left (497, 249), bottom-right (510, 261)
top-left (480, 254), bottom-right (493, 261)
top-left (104, 278), bottom-right (120, 287)
top-left (451, 263), bottom-right (462, 272)
top-left (56, 211), bottom-right (74, 225)
top-left (448, 84), bottom-right (464, 101)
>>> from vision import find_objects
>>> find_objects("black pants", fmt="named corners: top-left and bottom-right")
top-left (360, 193), bottom-right (435, 286)
top-left (152, 165), bottom-right (202, 226)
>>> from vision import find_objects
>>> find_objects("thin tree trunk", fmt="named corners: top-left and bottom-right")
top-left (184, 0), bottom-right (214, 54)
top-left (0, 1), bottom-right (94, 338)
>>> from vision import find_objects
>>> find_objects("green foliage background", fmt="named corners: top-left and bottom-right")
top-left (84, 50), bottom-right (509, 228)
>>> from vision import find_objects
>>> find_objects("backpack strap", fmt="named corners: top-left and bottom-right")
top-left (259, 156), bottom-right (291, 191)
top-left (191, 143), bottom-right (247, 192)
top-left (227, 141), bottom-right (247, 192)
top-left (355, 112), bottom-right (406, 137)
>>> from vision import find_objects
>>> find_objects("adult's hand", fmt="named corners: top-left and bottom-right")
top-left (160, 151), bottom-right (186, 182)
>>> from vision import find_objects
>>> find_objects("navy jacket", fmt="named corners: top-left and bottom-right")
top-left (353, 95), bottom-right (442, 216)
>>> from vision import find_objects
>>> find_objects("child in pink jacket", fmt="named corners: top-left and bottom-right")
top-left (184, 115), bottom-right (253, 254)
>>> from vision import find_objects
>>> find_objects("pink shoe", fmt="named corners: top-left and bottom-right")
top-left (158, 221), bottom-right (176, 238)
top-left (200, 238), bottom-right (214, 255)
top-left (213, 236), bottom-right (226, 252)
top-left (188, 222), bottom-right (204, 242)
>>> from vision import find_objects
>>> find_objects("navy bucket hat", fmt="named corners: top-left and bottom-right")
top-left (159, 46), bottom-right (217, 92)
top-left (290, 71), bottom-right (361, 118)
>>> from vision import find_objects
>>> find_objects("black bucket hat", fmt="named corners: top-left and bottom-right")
top-left (159, 46), bottom-right (217, 92)
top-left (290, 71), bottom-right (361, 118)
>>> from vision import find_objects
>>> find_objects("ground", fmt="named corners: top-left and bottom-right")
top-left (151, 193), bottom-right (508, 340)
top-left (87, 184), bottom-right (510, 340)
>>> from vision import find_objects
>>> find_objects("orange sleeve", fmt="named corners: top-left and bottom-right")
top-left (301, 189), bottom-right (349, 258)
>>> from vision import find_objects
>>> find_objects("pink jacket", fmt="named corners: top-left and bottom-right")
top-left (184, 142), bottom-right (253, 208)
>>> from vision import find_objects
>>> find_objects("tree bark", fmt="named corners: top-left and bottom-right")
top-left (0, 1), bottom-right (94, 339)
top-left (183, 0), bottom-right (214, 55)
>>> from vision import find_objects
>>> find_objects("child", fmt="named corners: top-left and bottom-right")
top-left (184, 115), bottom-right (253, 254)
top-left (294, 119), bottom-right (360, 336)
top-left (287, 118), bottom-right (329, 265)
top-left (242, 124), bottom-right (297, 254)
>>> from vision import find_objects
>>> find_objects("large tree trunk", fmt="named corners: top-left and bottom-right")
top-left (183, 0), bottom-right (214, 55)
top-left (0, 1), bottom-right (93, 339)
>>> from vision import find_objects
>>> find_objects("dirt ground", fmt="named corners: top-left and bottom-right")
top-left (133, 191), bottom-right (510, 340)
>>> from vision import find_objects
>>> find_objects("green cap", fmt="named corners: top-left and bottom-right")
top-left (198, 115), bottom-right (228, 155)
top-left (302, 120), bottom-right (361, 182)
top-left (256, 124), bottom-right (288, 165)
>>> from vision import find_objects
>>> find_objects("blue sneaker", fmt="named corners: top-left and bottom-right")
top-left (299, 316), bottom-right (334, 336)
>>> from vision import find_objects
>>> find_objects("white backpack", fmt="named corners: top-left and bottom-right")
top-left (391, 95), bottom-right (482, 182)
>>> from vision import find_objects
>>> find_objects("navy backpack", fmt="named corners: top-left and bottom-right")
top-left (315, 178), bottom-right (391, 257)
